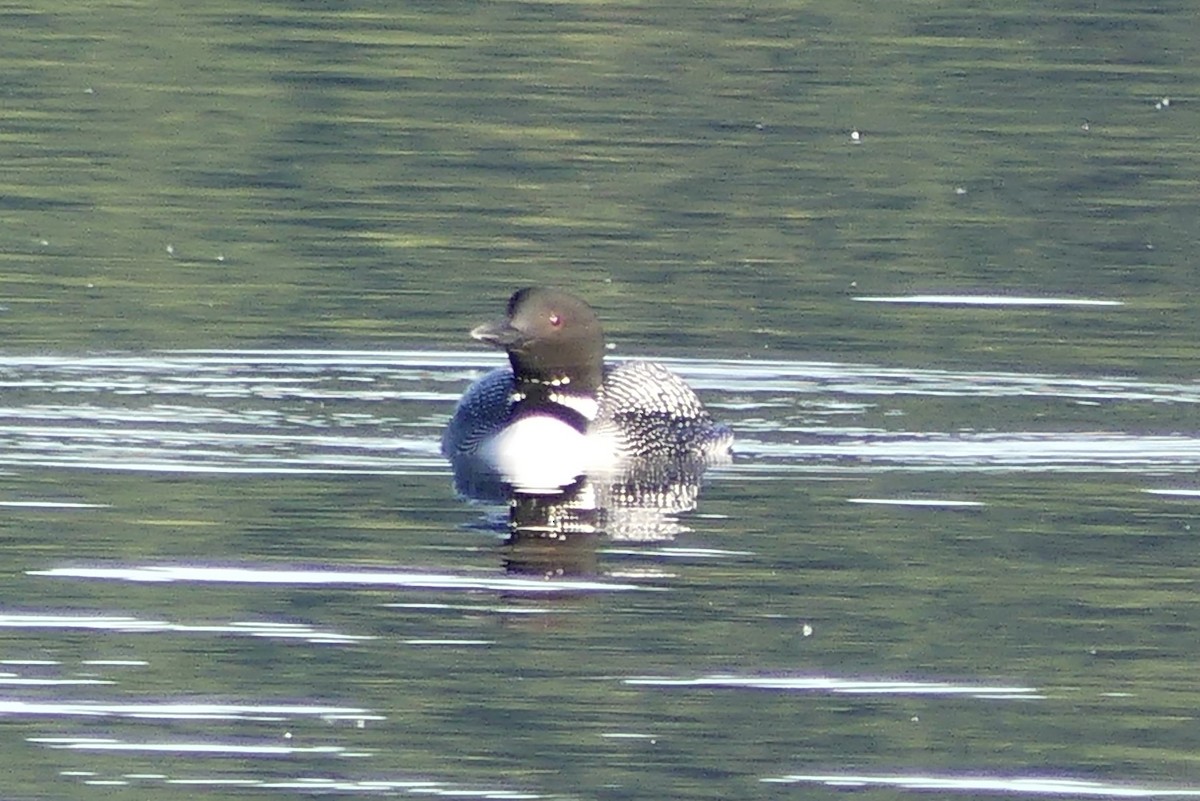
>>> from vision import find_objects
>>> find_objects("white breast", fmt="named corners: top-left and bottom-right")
top-left (479, 413), bottom-right (616, 494)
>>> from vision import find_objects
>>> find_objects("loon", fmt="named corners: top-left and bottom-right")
top-left (442, 287), bottom-right (733, 495)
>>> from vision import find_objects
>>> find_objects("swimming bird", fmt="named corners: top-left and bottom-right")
top-left (442, 287), bottom-right (732, 496)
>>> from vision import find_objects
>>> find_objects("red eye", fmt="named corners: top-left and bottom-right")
top-left (548, 313), bottom-right (562, 327)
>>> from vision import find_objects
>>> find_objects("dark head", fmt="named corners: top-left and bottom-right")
top-left (471, 288), bottom-right (606, 392)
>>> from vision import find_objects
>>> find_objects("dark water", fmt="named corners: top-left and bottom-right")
top-left (2, 1), bottom-right (1200, 799)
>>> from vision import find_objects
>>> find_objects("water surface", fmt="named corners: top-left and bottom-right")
top-left (0, 351), bottom-right (1197, 799)
top-left (2, 1), bottom-right (1200, 799)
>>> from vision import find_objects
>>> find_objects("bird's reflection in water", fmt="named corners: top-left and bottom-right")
top-left (451, 454), bottom-right (727, 577)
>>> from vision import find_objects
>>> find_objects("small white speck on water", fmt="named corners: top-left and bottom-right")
top-left (850, 129), bottom-right (862, 143)
top-left (801, 623), bottom-right (814, 637)
top-left (1155, 97), bottom-right (1171, 110)
top-left (165, 244), bottom-right (175, 256)
top-left (954, 186), bottom-right (967, 196)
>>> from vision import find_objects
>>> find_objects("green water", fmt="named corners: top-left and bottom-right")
top-left (2, 2), bottom-right (1200, 800)
top-left (3, 2), bottom-right (1199, 367)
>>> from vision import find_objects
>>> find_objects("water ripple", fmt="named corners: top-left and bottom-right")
top-left (0, 611), bottom-right (372, 644)
top-left (0, 700), bottom-right (379, 722)
top-left (28, 564), bottom-right (660, 593)
top-left (764, 773), bottom-right (1200, 797)
top-left (853, 295), bottom-right (1124, 307)
top-left (31, 736), bottom-right (361, 757)
top-left (1, 350), bottom-right (1198, 478)
top-left (624, 674), bottom-right (1042, 699)
top-left (738, 432), bottom-right (1200, 473)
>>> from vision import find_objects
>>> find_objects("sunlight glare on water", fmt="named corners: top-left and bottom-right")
top-left (2, 351), bottom-right (1200, 478)
top-left (623, 674), bottom-right (1043, 699)
top-left (0, 612), bottom-right (373, 644)
top-left (764, 773), bottom-right (1200, 798)
top-left (28, 564), bottom-right (658, 593)
top-left (853, 295), bottom-right (1126, 307)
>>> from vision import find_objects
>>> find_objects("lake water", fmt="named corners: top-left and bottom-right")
top-left (2, 2), bottom-right (1200, 800)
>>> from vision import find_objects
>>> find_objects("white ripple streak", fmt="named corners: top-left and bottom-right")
top-left (624, 674), bottom-right (1040, 699)
top-left (27, 565), bottom-right (655, 593)
top-left (765, 773), bottom-right (1200, 797)
top-left (854, 295), bottom-right (1123, 306)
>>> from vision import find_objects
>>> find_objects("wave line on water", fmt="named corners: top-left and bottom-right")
top-left (30, 736), bottom-right (355, 757)
top-left (162, 776), bottom-right (541, 797)
top-left (0, 501), bottom-right (112, 509)
top-left (0, 700), bottom-right (381, 722)
top-left (853, 295), bottom-right (1124, 307)
top-left (27, 564), bottom-right (660, 593)
top-left (847, 498), bottom-right (986, 508)
top-left (0, 612), bottom-right (371, 644)
top-left (624, 674), bottom-right (1041, 699)
top-left (763, 772), bottom-right (1200, 797)
top-left (738, 432), bottom-right (1200, 474)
